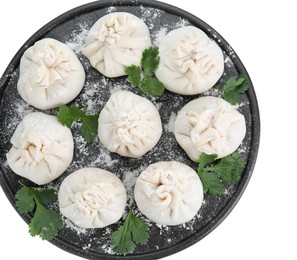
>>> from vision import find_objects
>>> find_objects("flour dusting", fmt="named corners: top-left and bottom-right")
top-left (64, 218), bottom-right (90, 236)
top-left (152, 27), bottom-right (168, 45)
top-left (122, 165), bottom-right (146, 207)
top-left (106, 6), bottom-right (117, 13)
top-left (66, 22), bottom-right (89, 55)
top-left (224, 56), bottom-right (234, 68)
top-left (140, 6), bottom-right (165, 29)
top-left (164, 112), bottom-right (176, 133)
top-left (174, 18), bottom-right (190, 28)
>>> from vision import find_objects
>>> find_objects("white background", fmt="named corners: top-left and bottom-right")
top-left (0, 0), bottom-right (296, 259)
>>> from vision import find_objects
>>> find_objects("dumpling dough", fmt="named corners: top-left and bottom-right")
top-left (98, 91), bottom-right (162, 158)
top-left (17, 38), bottom-right (85, 110)
top-left (6, 112), bottom-right (74, 185)
top-left (134, 161), bottom-right (203, 226)
top-left (155, 26), bottom-right (224, 95)
top-left (174, 96), bottom-right (246, 161)
top-left (58, 168), bottom-right (127, 228)
top-left (83, 12), bottom-right (151, 77)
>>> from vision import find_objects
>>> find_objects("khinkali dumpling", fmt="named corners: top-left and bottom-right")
top-left (6, 112), bottom-right (74, 185)
top-left (58, 168), bottom-right (127, 228)
top-left (98, 91), bottom-right (162, 158)
top-left (17, 38), bottom-right (85, 110)
top-left (83, 12), bottom-right (151, 77)
top-left (134, 161), bottom-right (203, 226)
top-left (174, 96), bottom-right (246, 161)
top-left (155, 26), bottom-right (224, 95)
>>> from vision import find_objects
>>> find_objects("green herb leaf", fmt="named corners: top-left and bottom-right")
top-left (111, 225), bottom-right (136, 255)
top-left (31, 188), bottom-right (58, 206)
top-left (224, 91), bottom-right (241, 105)
top-left (223, 75), bottom-right (249, 105)
top-left (125, 47), bottom-right (164, 97)
top-left (57, 105), bottom-right (83, 128)
top-left (141, 77), bottom-right (164, 96)
top-left (141, 47), bottom-right (160, 77)
top-left (198, 153), bottom-right (217, 169)
top-left (111, 210), bottom-right (149, 255)
top-left (198, 169), bottom-right (225, 195)
top-left (29, 204), bottom-right (63, 240)
top-left (207, 152), bottom-right (245, 184)
top-left (80, 115), bottom-right (99, 143)
top-left (15, 187), bottom-right (35, 214)
top-left (129, 212), bottom-right (149, 246)
top-left (15, 184), bottom-right (62, 240)
top-left (197, 152), bottom-right (245, 196)
top-left (125, 65), bottom-right (142, 86)
top-left (57, 104), bottom-right (99, 144)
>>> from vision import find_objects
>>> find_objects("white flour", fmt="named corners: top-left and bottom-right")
top-left (152, 27), bottom-right (168, 45)
top-left (122, 165), bottom-right (146, 207)
top-left (63, 218), bottom-right (90, 236)
top-left (66, 22), bottom-right (89, 55)
top-left (164, 112), bottom-right (176, 133)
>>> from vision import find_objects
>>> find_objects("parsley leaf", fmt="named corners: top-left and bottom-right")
top-left (15, 184), bottom-right (63, 240)
top-left (80, 115), bottom-right (99, 144)
top-left (198, 169), bottom-right (225, 195)
top-left (125, 47), bottom-right (165, 96)
top-left (206, 152), bottom-right (245, 184)
top-left (141, 77), bottom-right (164, 96)
top-left (30, 188), bottom-right (58, 206)
top-left (57, 105), bottom-right (83, 128)
top-left (111, 225), bottom-right (136, 254)
top-left (198, 153), bottom-right (217, 169)
top-left (29, 203), bottom-right (63, 240)
top-left (197, 152), bottom-right (245, 196)
top-left (15, 187), bottom-right (35, 214)
top-left (141, 47), bottom-right (160, 77)
top-left (57, 104), bottom-right (99, 143)
top-left (223, 75), bottom-right (249, 105)
top-left (126, 65), bottom-right (142, 86)
top-left (129, 211), bottom-right (149, 246)
top-left (111, 210), bottom-right (149, 255)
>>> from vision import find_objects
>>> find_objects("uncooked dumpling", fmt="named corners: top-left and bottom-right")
top-left (58, 168), bottom-right (127, 228)
top-left (174, 96), bottom-right (246, 161)
top-left (6, 112), bottom-right (74, 185)
top-left (17, 38), bottom-right (85, 110)
top-left (155, 26), bottom-right (224, 95)
top-left (98, 91), bottom-right (162, 158)
top-left (134, 161), bottom-right (203, 226)
top-left (83, 12), bottom-right (151, 77)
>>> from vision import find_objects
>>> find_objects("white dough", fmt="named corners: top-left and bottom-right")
top-left (17, 38), bottom-right (85, 110)
top-left (98, 91), bottom-right (162, 158)
top-left (134, 161), bottom-right (203, 226)
top-left (83, 12), bottom-right (151, 77)
top-left (174, 96), bottom-right (246, 161)
top-left (155, 26), bottom-right (224, 95)
top-left (6, 112), bottom-right (74, 185)
top-left (58, 168), bottom-right (127, 229)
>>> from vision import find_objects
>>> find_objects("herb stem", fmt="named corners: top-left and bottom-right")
top-left (18, 181), bottom-right (26, 187)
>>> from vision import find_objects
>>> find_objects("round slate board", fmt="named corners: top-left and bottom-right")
top-left (0, 0), bottom-right (260, 259)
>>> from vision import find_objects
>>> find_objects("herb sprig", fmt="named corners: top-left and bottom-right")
top-left (111, 210), bottom-right (149, 255)
top-left (125, 47), bottom-right (165, 96)
top-left (222, 75), bottom-right (249, 105)
top-left (15, 183), bottom-right (63, 240)
top-left (57, 104), bottom-right (99, 143)
top-left (197, 152), bottom-right (245, 195)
